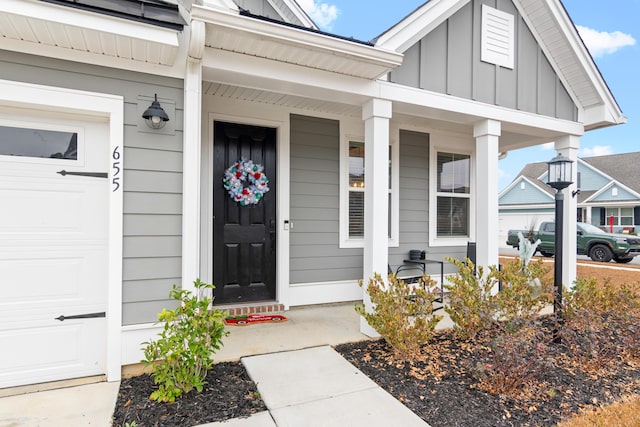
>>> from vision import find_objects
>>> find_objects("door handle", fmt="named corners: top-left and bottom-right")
top-left (55, 312), bottom-right (106, 321)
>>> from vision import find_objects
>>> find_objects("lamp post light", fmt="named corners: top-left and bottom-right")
top-left (546, 153), bottom-right (574, 342)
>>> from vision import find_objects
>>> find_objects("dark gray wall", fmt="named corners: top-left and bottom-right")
top-left (289, 114), bottom-right (363, 283)
top-left (0, 50), bottom-right (184, 326)
top-left (389, 0), bottom-right (577, 121)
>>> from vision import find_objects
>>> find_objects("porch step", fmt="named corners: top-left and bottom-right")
top-left (219, 302), bottom-right (285, 317)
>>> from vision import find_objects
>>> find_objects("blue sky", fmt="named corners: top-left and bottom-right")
top-left (297, 0), bottom-right (639, 190)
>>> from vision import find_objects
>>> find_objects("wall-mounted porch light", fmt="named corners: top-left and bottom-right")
top-left (142, 94), bottom-right (169, 129)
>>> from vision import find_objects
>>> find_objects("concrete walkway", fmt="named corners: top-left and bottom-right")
top-left (201, 346), bottom-right (428, 427)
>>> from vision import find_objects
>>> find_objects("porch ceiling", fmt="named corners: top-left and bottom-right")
top-left (204, 82), bottom-right (561, 151)
top-left (0, 0), bottom-right (180, 66)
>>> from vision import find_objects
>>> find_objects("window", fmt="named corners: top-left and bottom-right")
top-left (340, 136), bottom-right (398, 248)
top-left (348, 141), bottom-right (365, 237)
top-left (0, 125), bottom-right (77, 160)
top-left (435, 151), bottom-right (471, 238)
top-left (606, 207), bottom-right (634, 226)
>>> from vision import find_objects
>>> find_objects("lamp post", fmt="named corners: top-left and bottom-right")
top-left (546, 153), bottom-right (573, 341)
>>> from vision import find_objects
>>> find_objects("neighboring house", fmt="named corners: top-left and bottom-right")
top-left (0, 0), bottom-right (625, 388)
top-left (499, 152), bottom-right (640, 245)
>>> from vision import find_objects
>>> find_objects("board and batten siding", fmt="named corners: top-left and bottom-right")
top-left (499, 180), bottom-right (553, 205)
top-left (0, 50), bottom-right (184, 326)
top-left (390, 0), bottom-right (577, 122)
top-left (289, 114), bottom-right (363, 283)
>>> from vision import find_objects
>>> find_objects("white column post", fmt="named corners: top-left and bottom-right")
top-left (182, 21), bottom-right (205, 293)
top-left (473, 119), bottom-right (501, 270)
top-left (360, 98), bottom-right (392, 337)
top-left (555, 135), bottom-right (580, 289)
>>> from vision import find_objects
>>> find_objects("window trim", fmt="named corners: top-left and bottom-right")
top-left (429, 142), bottom-right (475, 247)
top-left (605, 207), bottom-right (634, 226)
top-left (339, 126), bottom-right (399, 248)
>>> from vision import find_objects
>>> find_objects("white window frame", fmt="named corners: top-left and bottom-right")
top-left (339, 124), bottom-right (399, 248)
top-left (606, 207), bottom-right (634, 226)
top-left (429, 141), bottom-right (474, 247)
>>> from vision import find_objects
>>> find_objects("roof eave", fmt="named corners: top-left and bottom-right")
top-left (192, 4), bottom-right (403, 80)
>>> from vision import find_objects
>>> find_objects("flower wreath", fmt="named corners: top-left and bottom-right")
top-left (223, 159), bottom-right (270, 206)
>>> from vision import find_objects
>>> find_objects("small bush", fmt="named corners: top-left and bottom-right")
top-left (444, 258), bottom-right (499, 340)
top-left (494, 258), bottom-right (553, 330)
top-left (142, 279), bottom-right (229, 402)
top-left (564, 277), bottom-right (640, 321)
top-left (560, 277), bottom-right (640, 372)
top-left (473, 323), bottom-right (551, 396)
top-left (356, 274), bottom-right (442, 359)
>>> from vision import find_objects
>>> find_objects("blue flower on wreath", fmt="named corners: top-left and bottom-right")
top-left (223, 159), bottom-right (270, 207)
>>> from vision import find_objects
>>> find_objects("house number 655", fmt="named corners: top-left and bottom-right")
top-left (112, 146), bottom-right (121, 192)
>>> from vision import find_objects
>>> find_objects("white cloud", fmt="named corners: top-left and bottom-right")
top-left (580, 145), bottom-right (613, 157)
top-left (576, 25), bottom-right (636, 57)
top-left (541, 142), bottom-right (555, 150)
top-left (297, 0), bottom-right (339, 30)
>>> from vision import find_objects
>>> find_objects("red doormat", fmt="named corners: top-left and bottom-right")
top-left (224, 313), bottom-right (287, 326)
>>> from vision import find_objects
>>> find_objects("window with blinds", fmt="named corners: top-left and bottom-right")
top-left (346, 141), bottom-right (393, 239)
top-left (348, 141), bottom-right (365, 237)
top-left (436, 152), bottom-right (470, 237)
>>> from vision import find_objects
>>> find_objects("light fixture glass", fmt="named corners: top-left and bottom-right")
top-left (142, 94), bottom-right (169, 129)
top-left (546, 153), bottom-right (573, 191)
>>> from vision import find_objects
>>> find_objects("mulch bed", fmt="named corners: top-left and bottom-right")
top-left (112, 361), bottom-right (266, 427)
top-left (335, 322), bottom-right (640, 427)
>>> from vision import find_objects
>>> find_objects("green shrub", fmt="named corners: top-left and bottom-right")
top-left (494, 258), bottom-right (553, 331)
top-left (564, 277), bottom-right (640, 321)
top-left (444, 258), bottom-right (499, 340)
top-left (560, 277), bottom-right (640, 371)
top-left (356, 274), bottom-right (442, 359)
top-left (142, 279), bottom-right (228, 402)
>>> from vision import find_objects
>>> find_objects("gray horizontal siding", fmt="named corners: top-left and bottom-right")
top-left (389, 0), bottom-right (577, 121)
top-left (390, 130), bottom-right (430, 268)
top-left (390, 130), bottom-right (466, 276)
top-left (0, 49), bottom-right (184, 326)
top-left (289, 114), bottom-right (363, 284)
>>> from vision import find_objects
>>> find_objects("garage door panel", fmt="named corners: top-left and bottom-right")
top-left (0, 112), bottom-right (109, 388)
top-left (0, 319), bottom-right (106, 387)
top-left (0, 248), bottom-right (106, 308)
top-left (0, 180), bottom-right (107, 239)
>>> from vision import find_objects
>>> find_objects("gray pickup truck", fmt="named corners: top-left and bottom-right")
top-left (506, 221), bottom-right (640, 263)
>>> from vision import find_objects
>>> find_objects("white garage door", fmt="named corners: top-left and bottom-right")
top-left (499, 213), bottom-right (554, 248)
top-left (0, 109), bottom-right (109, 388)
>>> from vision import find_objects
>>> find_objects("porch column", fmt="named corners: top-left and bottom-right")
top-left (182, 20), bottom-right (205, 293)
top-left (473, 119), bottom-right (501, 270)
top-left (360, 98), bottom-right (392, 337)
top-left (555, 135), bottom-right (580, 289)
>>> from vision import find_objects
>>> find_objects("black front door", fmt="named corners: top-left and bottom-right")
top-left (213, 121), bottom-right (277, 304)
